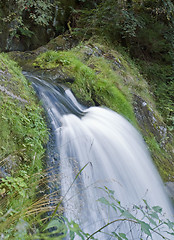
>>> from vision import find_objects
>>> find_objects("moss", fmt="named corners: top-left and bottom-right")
top-left (34, 48), bottom-right (137, 125)
top-left (145, 136), bottom-right (174, 182)
top-left (0, 53), bottom-right (48, 164)
top-left (0, 53), bottom-right (48, 236)
top-left (34, 51), bottom-right (136, 123)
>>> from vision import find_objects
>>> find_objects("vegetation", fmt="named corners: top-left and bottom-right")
top-left (33, 48), bottom-right (137, 125)
top-left (0, 0), bottom-right (173, 239)
top-left (36, 186), bottom-right (174, 240)
top-left (0, 53), bottom-right (48, 239)
top-left (72, 0), bottom-right (174, 131)
top-left (0, 0), bottom-right (173, 128)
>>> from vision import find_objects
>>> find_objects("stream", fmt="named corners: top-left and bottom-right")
top-left (24, 72), bottom-right (173, 239)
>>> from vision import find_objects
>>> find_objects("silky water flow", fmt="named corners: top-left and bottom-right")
top-left (24, 72), bottom-right (173, 239)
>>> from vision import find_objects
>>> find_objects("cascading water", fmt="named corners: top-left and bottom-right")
top-left (24, 72), bottom-right (173, 239)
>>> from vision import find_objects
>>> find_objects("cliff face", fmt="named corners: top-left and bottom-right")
top-left (8, 35), bottom-right (173, 182)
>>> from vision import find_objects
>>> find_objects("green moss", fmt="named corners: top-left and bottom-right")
top-left (0, 53), bottom-right (48, 236)
top-left (34, 49), bottom-right (137, 124)
top-left (0, 54), bottom-right (48, 165)
top-left (33, 50), bottom-right (71, 69)
top-left (145, 136), bottom-right (174, 182)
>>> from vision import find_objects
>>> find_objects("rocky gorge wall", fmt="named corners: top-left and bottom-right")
top-left (8, 35), bottom-right (174, 185)
top-left (0, 34), bottom-right (173, 239)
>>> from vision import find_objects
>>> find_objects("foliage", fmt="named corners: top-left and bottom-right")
top-left (138, 60), bottom-right (174, 131)
top-left (85, 186), bottom-right (174, 239)
top-left (72, 0), bottom-right (174, 130)
top-left (14, 186), bottom-right (173, 240)
top-left (0, 176), bottom-right (28, 198)
top-left (0, 53), bottom-right (48, 164)
top-left (0, 53), bottom-right (48, 238)
top-left (0, 0), bottom-right (79, 50)
top-left (0, 50), bottom-right (173, 239)
top-left (0, 0), bottom-right (53, 37)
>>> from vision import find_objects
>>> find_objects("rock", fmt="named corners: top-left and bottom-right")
top-left (0, 167), bottom-right (10, 179)
top-left (45, 34), bottom-right (78, 51)
top-left (165, 182), bottom-right (174, 201)
top-left (133, 94), bottom-right (168, 145)
top-left (8, 34), bottom-right (79, 71)
top-left (0, 154), bottom-right (22, 177)
top-left (32, 68), bottom-right (75, 85)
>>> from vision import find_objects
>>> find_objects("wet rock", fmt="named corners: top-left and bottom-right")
top-left (0, 85), bottom-right (28, 103)
top-left (165, 182), bottom-right (174, 201)
top-left (8, 34), bottom-right (79, 72)
top-left (45, 34), bottom-right (78, 51)
top-left (83, 46), bottom-right (94, 60)
top-left (0, 167), bottom-right (10, 179)
top-left (82, 44), bottom-right (104, 61)
top-left (34, 68), bottom-right (75, 85)
top-left (0, 154), bottom-right (22, 177)
top-left (133, 94), bottom-right (168, 145)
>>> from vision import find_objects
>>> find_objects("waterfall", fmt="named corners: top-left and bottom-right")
top-left (24, 72), bottom-right (173, 239)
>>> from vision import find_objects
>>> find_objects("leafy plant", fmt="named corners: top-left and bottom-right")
top-left (0, 176), bottom-right (28, 197)
top-left (27, 186), bottom-right (174, 240)
top-left (85, 186), bottom-right (174, 239)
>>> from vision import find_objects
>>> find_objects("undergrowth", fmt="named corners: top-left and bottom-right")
top-left (0, 53), bottom-right (48, 238)
top-left (138, 60), bottom-right (174, 131)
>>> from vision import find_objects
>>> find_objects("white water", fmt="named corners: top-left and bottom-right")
top-left (25, 72), bottom-right (173, 239)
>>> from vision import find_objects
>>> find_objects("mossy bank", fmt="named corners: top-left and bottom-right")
top-left (0, 53), bottom-right (48, 238)
top-left (31, 38), bottom-right (174, 182)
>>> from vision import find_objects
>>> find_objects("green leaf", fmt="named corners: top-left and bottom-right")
top-left (134, 204), bottom-right (140, 210)
top-left (119, 233), bottom-right (128, 239)
top-left (44, 219), bottom-right (65, 231)
top-left (44, 219), bottom-right (58, 230)
top-left (98, 197), bottom-right (110, 206)
top-left (111, 232), bottom-right (122, 239)
top-left (70, 230), bottom-right (75, 240)
top-left (104, 186), bottom-right (115, 195)
top-left (117, 206), bottom-right (124, 214)
top-left (139, 221), bottom-right (152, 237)
top-left (143, 199), bottom-right (150, 210)
top-left (149, 212), bottom-right (159, 220)
top-left (111, 203), bottom-right (117, 212)
top-left (166, 231), bottom-right (174, 235)
top-left (152, 206), bottom-right (162, 213)
top-left (164, 219), bottom-right (174, 229)
top-left (147, 216), bottom-right (157, 226)
top-left (121, 210), bottom-right (137, 220)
